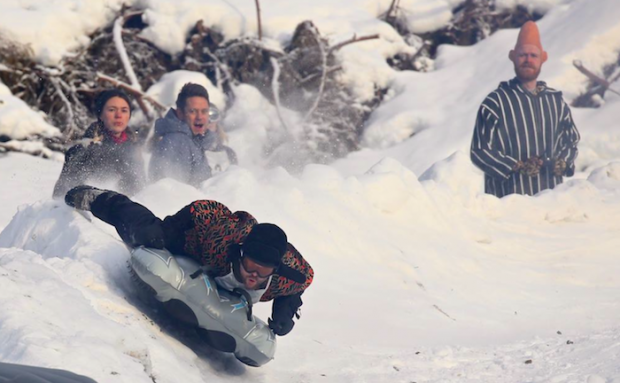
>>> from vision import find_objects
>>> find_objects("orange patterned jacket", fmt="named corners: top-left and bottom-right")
top-left (181, 200), bottom-right (313, 302)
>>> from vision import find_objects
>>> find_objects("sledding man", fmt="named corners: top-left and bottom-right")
top-left (64, 185), bottom-right (313, 337)
top-left (470, 21), bottom-right (580, 198)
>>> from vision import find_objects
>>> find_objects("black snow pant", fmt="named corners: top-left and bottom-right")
top-left (90, 192), bottom-right (192, 255)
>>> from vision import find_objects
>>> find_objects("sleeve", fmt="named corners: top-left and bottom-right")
top-left (119, 145), bottom-right (146, 196)
top-left (554, 101), bottom-right (580, 177)
top-left (148, 134), bottom-right (192, 183)
top-left (52, 145), bottom-right (90, 198)
top-left (224, 146), bottom-right (238, 165)
top-left (260, 243), bottom-right (314, 302)
top-left (470, 98), bottom-right (519, 180)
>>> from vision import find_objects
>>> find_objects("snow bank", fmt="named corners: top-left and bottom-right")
top-left (0, 0), bottom-right (126, 66)
top-left (0, 82), bottom-right (60, 140)
top-left (145, 70), bottom-right (226, 109)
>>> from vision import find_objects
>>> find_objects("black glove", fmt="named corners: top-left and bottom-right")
top-left (268, 317), bottom-right (294, 336)
top-left (269, 293), bottom-right (303, 336)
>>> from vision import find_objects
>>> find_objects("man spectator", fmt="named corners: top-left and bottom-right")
top-left (149, 83), bottom-right (215, 187)
top-left (470, 21), bottom-right (580, 197)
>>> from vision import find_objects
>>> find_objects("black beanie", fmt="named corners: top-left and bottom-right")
top-left (242, 223), bottom-right (287, 267)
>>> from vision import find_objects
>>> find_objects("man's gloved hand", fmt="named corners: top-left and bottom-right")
top-left (269, 293), bottom-right (303, 336)
top-left (513, 156), bottom-right (543, 177)
top-left (268, 317), bottom-right (295, 336)
top-left (553, 158), bottom-right (567, 177)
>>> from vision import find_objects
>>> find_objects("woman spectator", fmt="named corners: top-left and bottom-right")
top-left (53, 89), bottom-right (145, 198)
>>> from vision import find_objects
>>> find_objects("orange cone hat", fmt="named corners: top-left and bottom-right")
top-left (509, 21), bottom-right (548, 63)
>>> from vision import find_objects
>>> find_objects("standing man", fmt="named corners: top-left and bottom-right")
top-left (149, 83), bottom-right (215, 187)
top-left (470, 21), bottom-right (580, 197)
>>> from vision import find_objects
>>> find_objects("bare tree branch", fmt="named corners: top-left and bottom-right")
top-left (573, 60), bottom-right (620, 97)
top-left (255, 0), bottom-right (263, 41)
top-left (96, 72), bottom-right (166, 117)
top-left (385, 0), bottom-right (401, 20)
top-left (269, 57), bottom-right (290, 133)
top-left (329, 34), bottom-right (380, 54)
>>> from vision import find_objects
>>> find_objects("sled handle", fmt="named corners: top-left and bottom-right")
top-left (233, 288), bottom-right (253, 321)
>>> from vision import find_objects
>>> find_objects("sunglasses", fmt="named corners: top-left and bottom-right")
top-left (239, 253), bottom-right (275, 278)
top-left (208, 105), bottom-right (221, 123)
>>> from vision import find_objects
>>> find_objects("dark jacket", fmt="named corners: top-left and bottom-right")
top-left (53, 123), bottom-right (145, 198)
top-left (149, 109), bottom-right (214, 187)
top-left (471, 78), bottom-right (580, 197)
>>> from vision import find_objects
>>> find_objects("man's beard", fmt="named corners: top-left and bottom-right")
top-left (515, 63), bottom-right (541, 83)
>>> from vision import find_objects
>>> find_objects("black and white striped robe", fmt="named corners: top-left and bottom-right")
top-left (471, 78), bottom-right (580, 198)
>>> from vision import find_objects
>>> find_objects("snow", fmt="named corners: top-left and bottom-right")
top-left (1, 0), bottom-right (620, 382)
top-left (0, 81), bottom-right (60, 140)
top-left (145, 70), bottom-right (227, 109)
top-left (0, 0), bottom-right (126, 66)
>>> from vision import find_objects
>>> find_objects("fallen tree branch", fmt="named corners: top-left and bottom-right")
top-left (329, 34), bottom-right (380, 54)
top-left (50, 77), bottom-right (77, 138)
top-left (300, 65), bottom-right (342, 85)
top-left (384, 0), bottom-right (401, 21)
top-left (573, 60), bottom-right (620, 97)
top-left (113, 16), bottom-right (141, 90)
top-left (96, 72), bottom-right (166, 117)
top-left (270, 57), bottom-right (290, 133)
top-left (303, 28), bottom-right (327, 122)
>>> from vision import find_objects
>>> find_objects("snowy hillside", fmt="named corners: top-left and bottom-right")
top-left (1, 0), bottom-right (620, 382)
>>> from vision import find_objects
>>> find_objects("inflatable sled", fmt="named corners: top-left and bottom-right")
top-left (129, 247), bottom-right (276, 367)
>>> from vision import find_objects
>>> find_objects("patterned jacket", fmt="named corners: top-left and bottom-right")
top-left (167, 200), bottom-right (313, 302)
top-left (471, 78), bottom-right (580, 198)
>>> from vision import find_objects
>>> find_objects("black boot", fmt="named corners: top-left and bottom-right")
top-left (65, 185), bottom-right (108, 211)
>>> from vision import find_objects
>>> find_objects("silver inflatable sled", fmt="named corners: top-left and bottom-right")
top-left (129, 247), bottom-right (277, 367)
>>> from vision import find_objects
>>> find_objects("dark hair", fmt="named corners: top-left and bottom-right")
top-left (176, 83), bottom-right (210, 111)
top-left (94, 89), bottom-right (133, 118)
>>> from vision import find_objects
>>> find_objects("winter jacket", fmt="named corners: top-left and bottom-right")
top-left (53, 122), bottom-right (145, 198)
top-left (471, 78), bottom-right (580, 197)
top-left (149, 109), bottom-right (213, 187)
top-left (90, 194), bottom-right (314, 302)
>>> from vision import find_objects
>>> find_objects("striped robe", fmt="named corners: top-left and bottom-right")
top-left (471, 78), bottom-right (580, 198)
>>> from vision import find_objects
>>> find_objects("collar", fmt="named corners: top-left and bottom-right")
top-left (510, 77), bottom-right (548, 95)
top-left (107, 130), bottom-right (128, 144)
